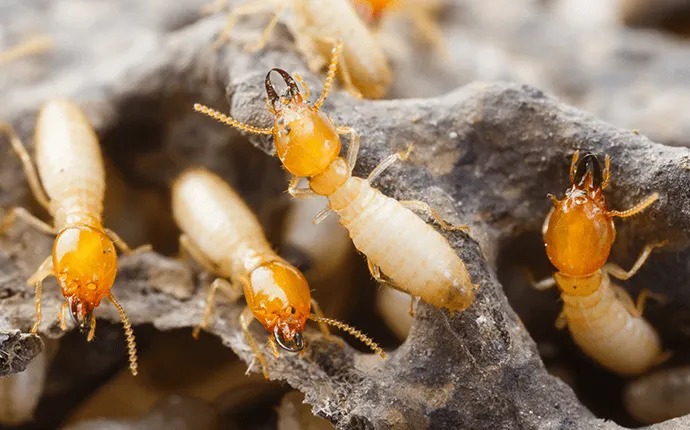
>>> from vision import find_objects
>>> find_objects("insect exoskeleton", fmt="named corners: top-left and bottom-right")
top-left (0, 99), bottom-right (149, 376)
top-left (536, 150), bottom-right (667, 376)
top-left (193, 40), bottom-right (477, 314)
top-left (171, 168), bottom-right (385, 378)
top-left (624, 366), bottom-right (690, 424)
top-left (203, 0), bottom-right (391, 99)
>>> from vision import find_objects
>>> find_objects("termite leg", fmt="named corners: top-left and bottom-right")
top-left (409, 8), bottom-right (448, 58)
top-left (312, 207), bottom-right (333, 225)
top-left (179, 234), bottom-right (219, 273)
top-left (555, 311), bottom-right (567, 330)
top-left (366, 144), bottom-right (414, 184)
top-left (239, 306), bottom-right (270, 379)
top-left (0, 123), bottom-right (51, 210)
top-left (0, 207), bottom-right (56, 235)
top-left (309, 298), bottom-right (332, 339)
top-left (86, 314), bottom-right (97, 342)
top-left (534, 277), bottom-right (557, 291)
top-left (193, 277), bottom-right (242, 339)
top-left (367, 259), bottom-right (417, 316)
top-left (292, 73), bottom-right (311, 100)
top-left (200, 0), bottom-right (228, 15)
top-left (336, 126), bottom-right (360, 173)
top-left (601, 155), bottom-right (611, 189)
top-left (604, 242), bottom-right (666, 281)
top-left (104, 228), bottom-right (152, 256)
top-left (409, 296), bottom-right (417, 318)
top-left (288, 176), bottom-right (318, 199)
top-left (613, 285), bottom-right (665, 318)
top-left (245, 2), bottom-right (286, 52)
top-left (608, 193), bottom-right (659, 218)
top-left (58, 301), bottom-right (68, 331)
top-left (28, 256), bottom-right (53, 334)
top-left (568, 150), bottom-right (580, 183)
top-left (211, 0), bottom-right (273, 51)
top-left (0, 35), bottom-right (54, 65)
top-left (399, 200), bottom-right (469, 232)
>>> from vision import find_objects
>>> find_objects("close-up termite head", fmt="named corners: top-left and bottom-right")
top-left (52, 225), bottom-right (118, 334)
top-left (245, 259), bottom-right (311, 352)
top-left (544, 151), bottom-right (615, 277)
top-left (264, 68), bottom-right (341, 178)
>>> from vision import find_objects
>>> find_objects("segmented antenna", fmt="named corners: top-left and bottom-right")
top-left (309, 314), bottom-right (386, 358)
top-left (313, 40), bottom-right (345, 110)
top-left (193, 104), bottom-right (274, 135)
top-left (107, 293), bottom-right (139, 376)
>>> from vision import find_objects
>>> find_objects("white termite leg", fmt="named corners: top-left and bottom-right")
top-left (211, 0), bottom-right (274, 51)
top-left (612, 285), bottom-right (665, 318)
top-left (0, 208), bottom-right (56, 235)
top-left (27, 257), bottom-right (53, 334)
top-left (309, 298), bottom-right (336, 341)
top-left (57, 301), bottom-right (68, 331)
top-left (312, 207), bottom-right (333, 225)
top-left (0, 35), bottom-right (54, 65)
top-left (179, 234), bottom-right (218, 273)
top-left (399, 200), bottom-right (468, 231)
top-left (366, 144), bottom-right (414, 184)
top-left (240, 306), bottom-right (270, 378)
top-left (288, 176), bottom-right (318, 199)
top-left (336, 126), bottom-right (360, 173)
top-left (292, 73), bottom-right (311, 100)
top-left (533, 276), bottom-right (556, 291)
top-left (604, 242), bottom-right (665, 281)
top-left (245, 2), bottom-right (286, 52)
top-left (0, 123), bottom-right (50, 210)
top-left (104, 228), bottom-right (152, 256)
top-left (367, 259), bottom-right (417, 316)
top-left (193, 278), bottom-right (243, 339)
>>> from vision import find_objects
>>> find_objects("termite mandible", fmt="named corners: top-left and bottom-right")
top-left (0, 99), bottom-right (149, 376)
top-left (172, 168), bottom-right (385, 379)
top-left (537, 151), bottom-right (667, 376)
top-left (194, 41), bottom-right (477, 314)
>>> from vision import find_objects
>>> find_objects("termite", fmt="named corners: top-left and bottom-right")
top-left (350, 0), bottom-right (447, 53)
top-left (194, 41), bottom-right (477, 313)
top-left (203, 0), bottom-right (391, 99)
top-left (0, 35), bottom-right (54, 65)
top-left (172, 168), bottom-right (385, 378)
top-left (624, 366), bottom-right (690, 424)
top-left (536, 151), bottom-right (666, 376)
top-left (0, 99), bottom-right (148, 376)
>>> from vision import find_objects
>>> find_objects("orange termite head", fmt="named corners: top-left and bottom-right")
top-left (351, 0), bottom-right (397, 22)
top-left (245, 260), bottom-right (312, 353)
top-left (265, 69), bottom-right (341, 178)
top-left (544, 152), bottom-right (615, 277)
top-left (52, 225), bottom-right (118, 335)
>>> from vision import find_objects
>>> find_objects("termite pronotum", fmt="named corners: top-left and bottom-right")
top-left (624, 366), bottom-right (690, 424)
top-left (0, 99), bottom-right (149, 376)
top-left (0, 35), bottom-right (54, 65)
top-left (194, 41), bottom-right (477, 313)
top-left (536, 151), bottom-right (667, 376)
top-left (172, 168), bottom-right (385, 378)
top-left (203, 0), bottom-right (391, 99)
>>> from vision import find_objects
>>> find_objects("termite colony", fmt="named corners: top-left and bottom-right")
top-left (2, 1), bottom-right (688, 428)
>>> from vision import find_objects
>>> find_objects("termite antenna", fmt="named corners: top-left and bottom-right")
top-left (107, 293), bottom-right (139, 376)
top-left (193, 103), bottom-right (274, 135)
top-left (308, 314), bottom-right (386, 359)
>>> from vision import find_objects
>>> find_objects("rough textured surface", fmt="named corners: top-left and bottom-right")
top-left (2, 1), bottom-right (690, 429)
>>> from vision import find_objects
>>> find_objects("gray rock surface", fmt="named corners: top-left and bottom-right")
top-left (2, 1), bottom-right (690, 429)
